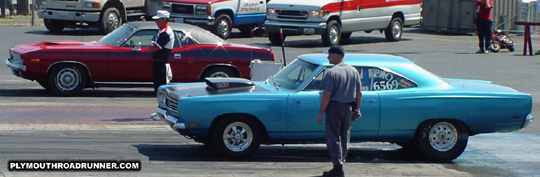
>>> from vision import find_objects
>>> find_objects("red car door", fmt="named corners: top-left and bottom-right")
top-left (168, 30), bottom-right (191, 82)
top-left (106, 29), bottom-right (156, 83)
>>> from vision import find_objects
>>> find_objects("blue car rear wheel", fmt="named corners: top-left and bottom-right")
top-left (416, 120), bottom-right (469, 162)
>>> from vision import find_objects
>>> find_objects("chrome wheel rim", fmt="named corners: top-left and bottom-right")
top-left (210, 71), bottom-right (230, 78)
top-left (106, 12), bottom-right (120, 30)
top-left (428, 122), bottom-right (458, 152)
top-left (392, 21), bottom-right (402, 39)
top-left (56, 68), bottom-right (79, 91)
top-left (223, 122), bottom-right (253, 152)
top-left (217, 20), bottom-right (229, 37)
top-left (329, 25), bottom-right (339, 44)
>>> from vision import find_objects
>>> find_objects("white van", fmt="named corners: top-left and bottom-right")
top-left (265, 0), bottom-right (422, 46)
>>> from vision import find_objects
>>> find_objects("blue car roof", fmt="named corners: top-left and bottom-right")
top-left (297, 53), bottom-right (451, 88)
top-left (297, 53), bottom-right (414, 67)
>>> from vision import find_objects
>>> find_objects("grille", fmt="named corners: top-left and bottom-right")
top-left (171, 4), bottom-right (194, 15)
top-left (279, 10), bottom-right (304, 16)
top-left (277, 10), bottom-right (307, 19)
top-left (166, 94), bottom-right (179, 115)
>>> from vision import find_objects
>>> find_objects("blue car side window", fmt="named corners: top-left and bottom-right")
top-left (304, 69), bottom-right (325, 91)
top-left (369, 67), bottom-right (417, 91)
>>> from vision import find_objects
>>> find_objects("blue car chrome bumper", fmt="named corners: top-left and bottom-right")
top-left (151, 108), bottom-right (185, 130)
top-left (523, 114), bottom-right (534, 129)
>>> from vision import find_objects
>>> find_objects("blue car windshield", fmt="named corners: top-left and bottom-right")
top-left (269, 59), bottom-right (319, 90)
top-left (98, 25), bottom-right (136, 46)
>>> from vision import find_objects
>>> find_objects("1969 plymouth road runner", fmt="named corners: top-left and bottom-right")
top-left (6, 22), bottom-right (274, 96)
top-left (152, 53), bottom-right (533, 162)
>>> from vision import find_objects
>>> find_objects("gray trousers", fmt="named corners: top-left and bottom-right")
top-left (325, 101), bottom-right (352, 168)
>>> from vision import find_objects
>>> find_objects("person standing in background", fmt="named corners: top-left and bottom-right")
top-left (475, 0), bottom-right (494, 54)
top-left (535, 0), bottom-right (540, 55)
top-left (148, 10), bottom-right (174, 92)
top-left (0, 0), bottom-right (14, 18)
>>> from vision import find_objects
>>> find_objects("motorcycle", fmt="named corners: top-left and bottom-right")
top-left (489, 29), bottom-right (515, 53)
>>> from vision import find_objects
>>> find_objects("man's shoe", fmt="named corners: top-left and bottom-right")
top-left (534, 50), bottom-right (540, 55)
top-left (322, 167), bottom-right (344, 177)
top-left (476, 50), bottom-right (485, 54)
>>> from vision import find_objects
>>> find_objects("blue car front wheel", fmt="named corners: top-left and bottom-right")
top-left (212, 116), bottom-right (261, 157)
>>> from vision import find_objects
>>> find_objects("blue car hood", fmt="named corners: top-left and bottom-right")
top-left (163, 78), bottom-right (270, 98)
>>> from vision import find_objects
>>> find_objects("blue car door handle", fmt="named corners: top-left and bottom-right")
top-left (294, 100), bottom-right (312, 104)
top-left (363, 99), bottom-right (376, 103)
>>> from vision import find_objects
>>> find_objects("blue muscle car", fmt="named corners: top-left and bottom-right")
top-left (151, 53), bottom-right (533, 162)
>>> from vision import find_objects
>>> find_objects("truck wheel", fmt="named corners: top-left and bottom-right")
top-left (48, 64), bottom-right (87, 96)
top-left (385, 17), bottom-right (403, 42)
top-left (212, 116), bottom-right (261, 157)
top-left (416, 120), bottom-right (468, 162)
top-left (213, 14), bottom-right (232, 39)
top-left (44, 19), bottom-right (64, 33)
top-left (268, 33), bottom-right (284, 46)
top-left (322, 20), bottom-right (340, 46)
top-left (99, 7), bottom-right (122, 34)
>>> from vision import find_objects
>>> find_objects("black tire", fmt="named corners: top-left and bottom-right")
top-left (48, 64), bottom-right (87, 96)
top-left (416, 120), bottom-right (469, 162)
top-left (508, 45), bottom-right (515, 52)
top-left (385, 17), bottom-right (403, 42)
top-left (322, 20), bottom-right (340, 46)
top-left (213, 14), bottom-right (232, 39)
top-left (340, 32), bottom-right (352, 43)
top-left (211, 116), bottom-right (261, 157)
top-left (268, 32), bottom-right (284, 46)
top-left (238, 26), bottom-right (254, 37)
top-left (200, 67), bottom-right (235, 81)
top-left (489, 41), bottom-right (501, 53)
top-left (99, 7), bottom-right (122, 34)
top-left (44, 19), bottom-right (64, 33)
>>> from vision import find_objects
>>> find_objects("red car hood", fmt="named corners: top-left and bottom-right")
top-left (10, 41), bottom-right (109, 54)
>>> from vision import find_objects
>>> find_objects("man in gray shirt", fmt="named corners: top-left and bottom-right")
top-left (317, 45), bottom-right (362, 177)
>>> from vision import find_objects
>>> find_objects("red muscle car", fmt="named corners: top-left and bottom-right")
top-left (5, 22), bottom-right (275, 96)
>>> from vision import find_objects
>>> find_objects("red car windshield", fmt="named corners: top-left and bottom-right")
top-left (99, 25), bottom-right (136, 46)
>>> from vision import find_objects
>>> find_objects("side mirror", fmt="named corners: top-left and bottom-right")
top-left (131, 42), bottom-right (142, 52)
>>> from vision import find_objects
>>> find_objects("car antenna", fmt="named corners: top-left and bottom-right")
top-left (280, 28), bottom-right (286, 67)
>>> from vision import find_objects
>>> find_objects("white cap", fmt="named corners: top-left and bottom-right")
top-left (152, 10), bottom-right (170, 20)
